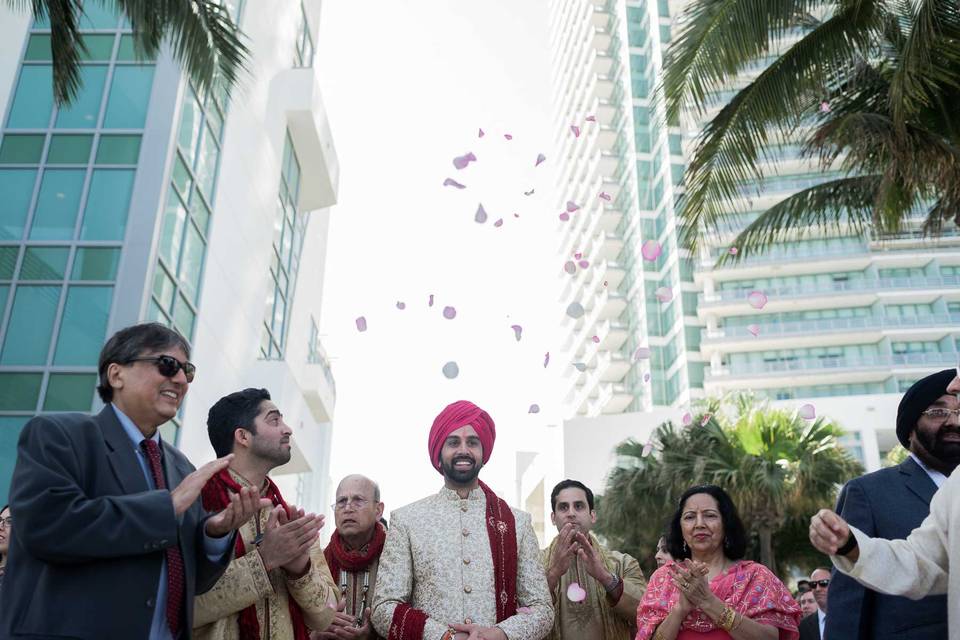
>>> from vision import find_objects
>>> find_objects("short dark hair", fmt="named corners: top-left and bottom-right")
top-left (666, 484), bottom-right (748, 560)
top-left (550, 479), bottom-right (595, 513)
top-left (207, 388), bottom-right (272, 458)
top-left (97, 323), bottom-right (191, 402)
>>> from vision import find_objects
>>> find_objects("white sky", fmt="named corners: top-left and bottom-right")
top-left (316, 1), bottom-right (569, 515)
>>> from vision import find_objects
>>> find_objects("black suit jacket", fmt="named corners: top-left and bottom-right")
top-left (798, 612), bottom-right (821, 640)
top-left (0, 407), bottom-right (233, 639)
top-left (824, 457), bottom-right (948, 640)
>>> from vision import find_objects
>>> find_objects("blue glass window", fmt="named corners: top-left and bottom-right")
top-left (29, 169), bottom-right (86, 240)
top-left (78, 2), bottom-right (120, 29)
top-left (6, 65), bottom-right (54, 129)
top-left (43, 373), bottom-right (97, 411)
top-left (54, 65), bottom-right (108, 128)
top-left (53, 285), bottom-right (112, 365)
top-left (158, 187), bottom-right (187, 267)
top-left (0, 285), bottom-right (60, 364)
top-left (72, 247), bottom-right (120, 280)
top-left (21, 246), bottom-right (69, 280)
top-left (103, 66), bottom-right (155, 128)
top-left (178, 222), bottom-right (205, 302)
top-left (0, 170), bottom-right (37, 240)
top-left (79, 169), bottom-right (134, 240)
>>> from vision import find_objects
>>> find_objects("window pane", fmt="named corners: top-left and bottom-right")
top-left (29, 169), bottom-right (86, 240)
top-left (24, 35), bottom-right (53, 61)
top-left (172, 153), bottom-right (192, 197)
top-left (78, 1), bottom-right (120, 29)
top-left (95, 134), bottom-right (140, 164)
top-left (0, 285), bottom-right (8, 318)
top-left (0, 170), bottom-right (37, 239)
top-left (177, 92), bottom-right (203, 163)
top-left (53, 285), bottom-right (112, 365)
top-left (0, 285), bottom-right (60, 364)
top-left (178, 221), bottom-right (205, 302)
top-left (46, 134), bottom-right (94, 164)
top-left (103, 65), bottom-right (155, 128)
top-left (79, 169), bottom-right (134, 240)
top-left (55, 65), bottom-right (108, 128)
top-left (153, 265), bottom-right (175, 311)
top-left (0, 374), bottom-right (42, 411)
top-left (78, 34), bottom-right (115, 61)
top-left (117, 34), bottom-right (156, 62)
top-left (43, 373), bottom-right (96, 411)
top-left (173, 293), bottom-right (195, 337)
top-left (0, 248), bottom-right (18, 279)
top-left (193, 123), bottom-right (218, 197)
top-left (6, 66), bottom-right (53, 129)
top-left (190, 188), bottom-right (211, 234)
top-left (21, 246), bottom-right (69, 280)
top-left (158, 187), bottom-right (187, 267)
top-left (72, 247), bottom-right (120, 280)
top-left (0, 416), bottom-right (27, 502)
top-left (0, 134), bottom-right (45, 164)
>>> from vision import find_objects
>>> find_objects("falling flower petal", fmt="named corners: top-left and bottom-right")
top-left (396, 301), bottom-right (406, 310)
top-left (442, 361), bottom-right (459, 379)
top-left (574, 252), bottom-right (582, 259)
top-left (633, 347), bottom-right (651, 361)
top-left (586, 115), bottom-right (596, 122)
top-left (747, 290), bottom-right (768, 310)
top-left (592, 335), bottom-right (600, 343)
top-left (570, 125), bottom-right (581, 138)
top-left (643, 372), bottom-right (651, 382)
top-left (475, 203), bottom-right (488, 224)
top-left (566, 201), bottom-right (580, 213)
top-left (729, 247), bottom-right (739, 255)
top-left (567, 582), bottom-right (587, 602)
top-left (819, 101), bottom-right (831, 113)
top-left (642, 442), bottom-right (654, 457)
top-left (573, 362), bottom-right (587, 372)
top-left (504, 134), bottom-right (513, 140)
top-left (494, 218), bottom-right (503, 228)
top-left (598, 192), bottom-right (611, 201)
top-left (443, 178), bottom-right (466, 189)
top-left (564, 261), bottom-right (577, 275)
top-left (528, 404), bottom-right (540, 414)
top-left (511, 325), bottom-right (523, 341)
top-left (577, 260), bottom-right (589, 269)
top-left (655, 286), bottom-right (673, 302)
top-left (700, 413), bottom-right (712, 426)
top-left (524, 188), bottom-right (535, 196)
top-left (799, 404), bottom-right (816, 420)
top-left (747, 324), bottom-right (761, 337)
top-left (543, 352), bottom-right (550, 368)
top-left (478, 128), bottom-right (485, 138)
top-left (681, 412), bottom-right (693, 426)
top-left (641, 240), bottom-right (662, 262)
top-left (513, 213), bottom-right (520, 218)
top-left (355, 316), bottom-right (367, 332)
top-left (603, 280), bottom-right (608, 287)
top-left (559, 212), bottom-right (570, 221)
top-left (535, 153), bottom-right (546, 167)
top-left (428, 294), bottom-right (434, 307)
top-left (566, 302), bottom-right (585, 319)
top-left (453, 152), bottom-right (477, 170)
top-left (442, 306), bottom-right (457, 320)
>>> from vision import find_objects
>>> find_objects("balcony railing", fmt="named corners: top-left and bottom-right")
top-left (701, 275), bottom-right (960, 304)
top-left (704, 312), bottom-right (960, 341)
top-left (307, 348), bottom-right (336, 396)
top-left (709, 351), bottom-right (959, 378)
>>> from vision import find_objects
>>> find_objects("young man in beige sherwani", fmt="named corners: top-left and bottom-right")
top-left (193, 388), bottom-right (339, 639)
top-left (542, 479), bottom-right (646, 640)
top-left (371, 400), bottom-right (554, 640)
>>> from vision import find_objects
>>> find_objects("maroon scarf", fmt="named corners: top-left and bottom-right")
top-left (388, 481), bottom-right (518, 640)
top-left (323, 522), bottom-right (387, 583)
top-left (201, 470), bottom-right (310, 640)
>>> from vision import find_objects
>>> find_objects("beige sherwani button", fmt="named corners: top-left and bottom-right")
top-left (464, 586), bottom-right (472, 593)
top-left (461, 505), bottom-right (468, 512)
top-left (464, 617), bottom-right (473, 624)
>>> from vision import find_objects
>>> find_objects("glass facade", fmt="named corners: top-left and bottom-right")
top-left (293, 2), bottom-right (316, 68)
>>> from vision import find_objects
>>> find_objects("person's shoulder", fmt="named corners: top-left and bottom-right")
top-left (508, 505), bottom-right (533, 526)
top-left (22, 411), bottom-right (99, 441)
top-left (850, 463), bottom-right (904, 487)
top-left (391, 493), bottom-right (438, 519)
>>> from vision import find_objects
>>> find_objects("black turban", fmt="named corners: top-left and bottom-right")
top-left (896, 369), bottom-right (958, 448)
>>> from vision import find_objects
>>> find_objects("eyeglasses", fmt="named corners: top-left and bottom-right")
top-left (798, 579), bottom-right (830, 591)
top-left (126, 355), bottom-right (196, 382)
top-left (921, 408), bottom-right (960, 421)
top-left (0, 516), bottom-right (12, 528)
top-left (332, 497), bottom-right (370, 511)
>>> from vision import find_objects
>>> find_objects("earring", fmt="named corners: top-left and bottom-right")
top-left (683, 541), bottom-right (688, 554)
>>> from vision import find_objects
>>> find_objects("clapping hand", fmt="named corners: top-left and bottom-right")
top-left (669, 560), bottom-right (713, 612)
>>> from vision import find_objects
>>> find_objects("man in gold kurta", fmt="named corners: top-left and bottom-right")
top-left (542, 480), bottom-right (646, 640)
top-left (194, 388), bottom-right (338, 639)
top-left (371, 400), bottom-right (554, 640)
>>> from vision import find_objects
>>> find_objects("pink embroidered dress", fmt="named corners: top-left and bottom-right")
top-left (635, 560), bottom-right (800, 640)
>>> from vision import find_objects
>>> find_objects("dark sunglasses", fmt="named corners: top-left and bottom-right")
top-left (126, 355), bottom-right (196, 382)
top-left (798, 579), bottom-right (830, 591)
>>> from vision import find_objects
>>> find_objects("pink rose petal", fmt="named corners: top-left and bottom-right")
top-left (574, 252), bottom-right (582, 259)
top-left (598, 191), bottom-right (612, 201)
top-left (681, 412), bottom-right (693, 426)
top-left (494, 218), bottom-right (503, 228)
top-left (453, 152), bottom-right (477, 170)
top-left (641, 240), bottom-right (662, 262)
top-left (564, 261), bottom-right (577, 275)
top-left (559, 212), bottom-right (570, 221)
top-left (747, 324), bottom-right (761, 337)
top-left (428, 294), bottom-right (434, 307)
top-left (524, 188), bottom-right (535, 196)
top-left (819, 101), bottom-right (831, 113)
top-left (643, 372), bottom-right (651, 382)
top-left (570, 125), bottom-right (581, 138)
top-left (535, 153), bottom-right (546, 167)
top-left (504, 133), bottom-right (513, 140)
top-left (573, 362), bottom-right (587, 372)
top-left (511, 324), bottom-right (523, 341)
top-left (543, 352), bottom-right (550, 368)
top-left (577, 260), bottom-right (589, 269)
top-left (655, 286), bottom-right (673, 303)
top-left (633, 347), bottom-right (650, 361)
top-left (478, 128), bottom-right (485, 138)
top-left (475, 203), bottom-right (488, 224)
top-left (700, 413), bottom-right (712, 426)
top-left (799, 404), bottom-right (816, 420)
top-left (442, 361), bottom-right (459, 379)
top-left (442, 306), bottom-right (457, 320)
top-left (396, 301), bottom-right (406, 310)
top-left (443, 178), bottom-right (466, 189)
top-left (642, 442), bottom-right (654, 457)
top-left (566, 201), bottom-right (580, 213)
top-left (586, 115), bottom-right (596, 122)
top-left (747, 290), bottom-right (768, 309)
top-left (355, 316), bottom-right (367, 332)
top-left (513, 213), bottom-right (519, 218)
top-left (592, 335), bottom-right (600, 343)
top-left (567, 582), bottom-right (587, 602)
top-left (729, 247), bottom-right (739, 255)
top-left (528, 404), bottom-right (540, 414)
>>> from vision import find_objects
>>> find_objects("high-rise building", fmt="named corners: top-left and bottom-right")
top-left (536, 0), bottom-right (960, 514)
top-left (0, 0), bottom-right (339, 511)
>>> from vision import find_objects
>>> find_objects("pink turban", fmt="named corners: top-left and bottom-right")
top-left (428, 400), bottom-right (496, 473)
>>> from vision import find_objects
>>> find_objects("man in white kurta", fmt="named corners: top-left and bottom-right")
top-left (371, 400), bottom-right (553, 640)
top-left (809, 373), bottom-right (960, 638)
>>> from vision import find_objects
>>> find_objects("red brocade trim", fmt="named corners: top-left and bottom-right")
top-left (478, 480), bottom-right (518, 622)
top-left (389, 603), bottom-right (428, 640)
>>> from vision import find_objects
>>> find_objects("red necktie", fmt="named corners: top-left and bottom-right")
top-left (141, 439), bottom-right (185, 636)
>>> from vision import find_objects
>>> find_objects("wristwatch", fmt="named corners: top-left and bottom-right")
top-left (836, 532), bottom-right (858, 556)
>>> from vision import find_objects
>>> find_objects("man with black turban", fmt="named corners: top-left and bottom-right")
top-left (813, 369), bottom-right (960, 640)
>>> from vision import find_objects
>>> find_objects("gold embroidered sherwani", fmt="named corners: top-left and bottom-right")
top-left (371, 486), bottom-right (554, 640)
top-left (193, 471), bottom-right (338, 639)
top-left (540, 532), bottom-right (646, 640)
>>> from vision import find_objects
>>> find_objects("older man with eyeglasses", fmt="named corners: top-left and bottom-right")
top-left (810, 368), bottom-right (960, 640)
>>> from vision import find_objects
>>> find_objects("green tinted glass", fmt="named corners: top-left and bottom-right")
top-left (43, 373), bottom-right (97, 411)
top-left (6, 66), bottom-right (53, 128)
top-left (0, 135), bottom-right (45, 164)
top-left (21, 246), bottom-right (69, 280)
top-left (46, 134), bottom-right (94, 164)
top-left (0, 169), bottom-right (36, 240)
top-left (0, 373), bottom-right (43, 411)
top-left (79, 34), bottom-right (115, 61)
top-left (0, 286), bottom-right (60, 365)
top-left (116, 35), bottom-right (155, 61)
top-left (24, 34), bottom-right (52, 60)
top-left (72, 247), bottom-right (120, 280)
top-left (0, 247), bottom-right (18, 279)
top-left (53, 285), bottom-right (112, 365)
top-left (95, 134), bottom-right (140, 164)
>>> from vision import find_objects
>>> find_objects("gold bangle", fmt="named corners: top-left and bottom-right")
top-left (718, 606), bottom-right (736, 632)
top-left (731, 611), bottom-right (744, 631)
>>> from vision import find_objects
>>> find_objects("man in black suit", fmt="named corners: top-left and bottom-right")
top-left (797, 568), bottom-right (830, 640)
top-left (824, 369), bottom-right (959, 640)
top-left (0, 323), bottom-right (270, 639)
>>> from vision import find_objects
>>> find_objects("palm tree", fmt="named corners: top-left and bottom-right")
top-left (7, 0), bottom-right (249, 105)
top-left (596, 395), bottom-right (863, 577)
top-left (662, 0), bottom-right (960, 262)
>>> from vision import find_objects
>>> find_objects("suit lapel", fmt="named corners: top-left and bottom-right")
top-left (97, 406), bottom-right (149, 496)
top-left (899, 456), bottom-right (938, 505)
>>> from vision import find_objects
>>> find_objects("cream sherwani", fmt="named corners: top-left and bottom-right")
top-left (832, 465), bottom-right (960, 639)
top-left (371, 486), bottom-right (554, 640)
